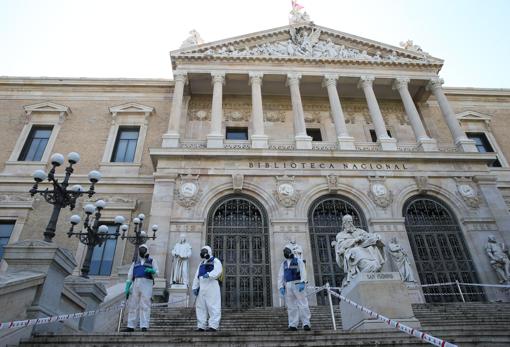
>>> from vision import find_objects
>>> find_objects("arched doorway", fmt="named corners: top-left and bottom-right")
top-left (206, 194), bottom-right (272, 308)
top-left (308, 195), bottom-right (367, 304)
top-left (404, 196), bottom-right (484, 302)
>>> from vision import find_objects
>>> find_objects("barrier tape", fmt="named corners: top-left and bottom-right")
top-left (327, 289), bottom-right (457, 347)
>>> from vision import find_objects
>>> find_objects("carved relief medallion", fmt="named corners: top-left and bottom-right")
top-left (368, 178), bottom-right (393, 208)
top-left (274, 175), bottom-right (300, 208)
top-left (176, 174), bottom-right (201, 208)
top-left (455, 178), bottom-right (480, 208)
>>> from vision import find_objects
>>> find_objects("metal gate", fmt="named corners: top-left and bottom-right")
top-left (404, 197), bottom-right (484, 302)
top-left (308, 195), bottom-right (367, 304)
top-left (206, 195), bottom-right (272, 308)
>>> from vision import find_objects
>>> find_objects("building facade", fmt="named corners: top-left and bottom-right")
top-left (1, 23), bottom-right (510, 308)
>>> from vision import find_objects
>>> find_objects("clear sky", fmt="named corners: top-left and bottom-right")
top-left (1, 0), bottom-right (509, 88)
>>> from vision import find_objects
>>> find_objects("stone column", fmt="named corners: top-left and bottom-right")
top-left (207, 72), bottom-right (225, 148)
top-left (426, 78), bottom-right (477, 152)
top-left (162, 71), bottom-right (188, 148)
top-left (358, 75), bottom-right (397, 151)
top-left (249, 72), bottom-right (268, 148)
top-left (286, 73), bottom-right (312, 149)
top-left (146, 173), bottom-right (177, 296)
top-left (322, 74), bottom-right (355, 150)
top-left (392, 77), bottom-right (438, 151)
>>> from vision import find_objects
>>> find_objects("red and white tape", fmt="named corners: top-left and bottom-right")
top-left (327, 289), bottom-right (458, 347)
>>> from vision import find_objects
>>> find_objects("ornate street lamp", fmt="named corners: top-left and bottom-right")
top-left (120, 213), bottom-right (158, 262)
top-left (68, 200), bottom-right (125, 278)
top-left (30, 152), bottom-right (102, 242)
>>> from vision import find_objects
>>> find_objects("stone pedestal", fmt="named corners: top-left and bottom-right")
top-left (340, 272), bottom-right (421, 331)
top-left (337, 136), bottom-right (356, 150)
top-left (153, 278), bottom-right (167, 300)
top-left (251, 134), bottom-right (269, 149)
top-left (3, 239), bottom-right (77, 334)
top-left (161, 133), bottom-right (180, 148)
top-left (64, 276), bottom-right (107, 332)
top-left (206, 134), bottom-right (224, 148)
top-left (418, 138), bottom-right (439, 152)
top-left (379, 138), bottom-right (397, 151)
top-left (168, 284), bottom-right (189, 307)
top-left (295, 135), bottom-right (312, 150)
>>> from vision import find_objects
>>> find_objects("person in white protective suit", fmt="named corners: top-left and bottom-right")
top-left (278, 246), bottom-right (311, 331)
top-left (192, 245), bottom-right (223, 331)
top-left (124, 244), bottom-right (159, 332)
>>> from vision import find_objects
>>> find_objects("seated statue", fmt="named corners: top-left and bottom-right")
top-left (331, 214), bottom-right (385, 287)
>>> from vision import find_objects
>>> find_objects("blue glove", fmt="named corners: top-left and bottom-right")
top-left (279, 287), bottom-right (285, 296)
top-left (297, 282), bottom-right (305, 292)
top-left (193, 288), bottom-right (199, 296)
top-left (202, 272), bottom-right (209, 279)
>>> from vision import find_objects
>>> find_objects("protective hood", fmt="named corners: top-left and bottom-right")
top-left (139, 244), bottom-right (148, 250)
top-left (201, 245), bottom-right (213, 256)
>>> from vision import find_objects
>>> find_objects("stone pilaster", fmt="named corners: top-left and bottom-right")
top-left (207, 72), bottom-right (225, 148)
top-left (249, 72), bottom-right (268, 148)
top-left (286, 73), bottom-right (312, 150)
top-left (358, 75), bottom-right (397, 151)
top-left (426, 77), bottom-right (477, 152)
top-left (323, 74), bottom-right (355, 150)
top-left (162, 71), bottom-right (187, 148)
top-left (393, 77), bottom-right (438, 151)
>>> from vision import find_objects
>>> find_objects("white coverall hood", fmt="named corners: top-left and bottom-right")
top-left (201, 245), bottom-right (213, 257)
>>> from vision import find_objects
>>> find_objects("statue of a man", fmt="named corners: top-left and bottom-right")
top-left (285, 237), bottom-right (304, 260)
top-left (171, 233), bottom-right (192, 286)
top-left (388, 237), bottom-right (415, 283)
top-left (331, 214), bottom-right (385, 286)
top-left (486, 235), bottom-right (510, 284)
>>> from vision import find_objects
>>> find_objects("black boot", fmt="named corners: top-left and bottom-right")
top-left (303, 325), bottom-right (311, 331)
top-left (121, 327), bottom-right (134, 332)
top-left (287, 326), bottom-right (298, 331)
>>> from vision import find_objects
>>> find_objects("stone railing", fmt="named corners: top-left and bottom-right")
top-left (268, 140), bottom-right (296, 150)
top-left (397, 143), bottom-right (423, 152)
top-left (224, 140), bottom-right (251, 149)
top-left (312, 141), bottom-right (338, 151)
top-left (355, 142), bottom-right (380, 152)
top-left (180, 139), bottom-right (207, 149)
top-left (438, 144), bottom-right (459, 153)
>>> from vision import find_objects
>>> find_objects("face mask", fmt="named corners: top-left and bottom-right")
top-left (283, 248), bottom-right (293, 259)
top-left (200, 249), bottom-right (210, 259)
top-left (139, 248), bottom-right (147, 257)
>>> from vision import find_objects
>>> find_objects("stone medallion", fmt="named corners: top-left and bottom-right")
top-left (456, 179), bottom-right (480, 208)
top-left (368, 178), bottom-right (393, 208)
top-left (274, 175), bottom-right (300, 208)
top-left (176, 174), bottom-right (201, 208)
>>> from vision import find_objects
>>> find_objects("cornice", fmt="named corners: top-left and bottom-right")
top-left (0, 76), bottom-right (173, 87)
top-left (443, 87), bottom-right (510, 97)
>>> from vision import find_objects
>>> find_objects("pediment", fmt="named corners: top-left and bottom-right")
top-left (109, 102), bottom-right (154, 114)
top-left (24, 101), bottom-right (70, 115)
top-left (456, 110), bottom-right (492, 122)
top-left (171, 24), bottom-right (443, 67)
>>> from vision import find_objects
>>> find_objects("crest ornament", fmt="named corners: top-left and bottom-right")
top-left (327, 175), bottom-right (340, 192)
top-left (274, 175), bottom-right (300, 208)
top-left (368, 177), bottom-right (393, 208)
top-left (455, 178), bottom-right (480, 208)
top-left (176, 174), bottom-right (201, 208)
top-left (232, 174), bottom-right (244, 192)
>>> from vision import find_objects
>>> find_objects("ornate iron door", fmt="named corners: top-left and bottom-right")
top-left (207, 195), bottom-right (272, 308)
top-left (404, 197), bottom-right (484, 302)
top-left (308, 195), bottom-right (367, 304)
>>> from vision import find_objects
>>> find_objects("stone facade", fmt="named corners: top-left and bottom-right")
top-left (1, 23), bottom-right (510, 306)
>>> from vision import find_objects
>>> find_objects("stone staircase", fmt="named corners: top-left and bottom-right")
top-left (19, 302), bottom-right (510, 346)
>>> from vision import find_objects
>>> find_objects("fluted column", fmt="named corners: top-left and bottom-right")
top-left (162, 71), bottom-right (187, 147)
top-left (207, 72), bottom-right (225, 148)
top-left (286, 73), bottom-right (312, 149)
top-left (426, 78), bottom-right (477, 152)
top-left (249, 72), bottom-right (268, 148)
top-left (358, 75), bottom-right (397, 151)
top-left (322, 74), bottom-right (355, 150)
top-left (393, 77), bottom-right (438, 151)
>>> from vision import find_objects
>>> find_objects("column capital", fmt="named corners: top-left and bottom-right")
top-left (392, 77), bottom-right (410, 91)
top-left (286, 73), bottom-right (302, 87)
top-left (322, 74), bottom-right (339, 88)
top-left (173, 71), bottom-right (188, 84)
top-left (426, 77), bottom-right (444, 92)
top-left (249, 72), bottom-right (263, 85)
top-left (211, 72), bottom-right (226, 85)
top-left (357, 75), bottom-right (375, 89)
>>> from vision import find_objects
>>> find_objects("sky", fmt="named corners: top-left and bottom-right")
top-left (1, 0), bottom-right (509, 88)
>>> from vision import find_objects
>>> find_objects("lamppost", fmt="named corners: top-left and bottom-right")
top-left (120, 213), bottom-right (158, 262)
top-left (30, 152), bottom-right (102, 242)
top-left (68, 200), bottom-right (125, 278)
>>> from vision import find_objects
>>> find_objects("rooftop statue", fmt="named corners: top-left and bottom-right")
top-left (289, 0), bottom-right (312, 25)
top-left (180, 29), bottom-right (205, 49)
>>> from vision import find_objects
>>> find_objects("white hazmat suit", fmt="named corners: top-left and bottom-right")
top-left (192, 245), bottom-right (223, 330)
top-left (126, 245), bottom-right (159, 329)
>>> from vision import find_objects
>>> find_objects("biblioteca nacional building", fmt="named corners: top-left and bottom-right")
top-left (1, 12), bottom-right (510, 313)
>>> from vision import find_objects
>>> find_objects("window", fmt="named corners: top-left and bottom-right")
top-left (370, 129), bottom-right (392, 142)
top-left (0, 221), bottom-right (15, 261)
top-left (466, 132), bottom-right (502, 167)
top-left (111, 126), bottom-right (140, 163)
top-left (18, 126), bottom-right (53, 161)
top-left (306, 128), bottom-right (322, 142)
top-left (226, 127), bottom-right (248, 140)
top-left (89, 224), bottom-right (118, 276)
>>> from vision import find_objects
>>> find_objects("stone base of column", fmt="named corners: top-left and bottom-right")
top-left (340, 272), bottom-right (421, 331)
top-left (168, 284), bottom-right (189, 307)
top-left (337, 136), bottom-right (356, 150)
top-left (379, 137), bottom-right (397, 151)
top-left (455, 138), bottom-right (478, 153)
top-left (161, 133), bottom-right (180, 148)
top-left (251, 134), bottom-right (269, 149)
top-left (417, 137), bottom-right (438, 152)
top-left (207, 134), bottom-right (224, 148)
top-left (153, 278), bottom-right (167, 299)
top-left (295, 135), bottom-right (313, 150)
